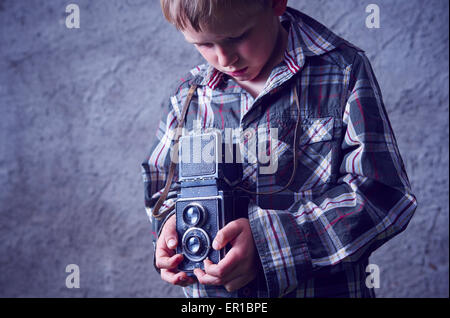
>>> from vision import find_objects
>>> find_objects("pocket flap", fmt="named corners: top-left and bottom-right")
top-left (299, 117), bottom-right (334, 145)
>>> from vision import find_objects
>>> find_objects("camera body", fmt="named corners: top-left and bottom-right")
top-left (175, 131), bottom-right (248, 273)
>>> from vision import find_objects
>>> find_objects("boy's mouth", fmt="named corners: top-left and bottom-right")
top-left (227, 67), bottom-right (248, 77)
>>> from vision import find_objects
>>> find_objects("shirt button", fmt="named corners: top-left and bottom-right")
top-left (243, 129), bottom-right (254, 140)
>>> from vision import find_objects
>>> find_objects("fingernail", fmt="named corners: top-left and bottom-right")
top-left (212, 240), bottom-right (219, 250)
top-left (168, 239), bottom-right (176, 248)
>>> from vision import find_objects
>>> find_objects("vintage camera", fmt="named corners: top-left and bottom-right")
top-left (175, 131), bottom-right (248, 274)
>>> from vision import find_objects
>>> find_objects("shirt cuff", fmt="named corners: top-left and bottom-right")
top-left (248, 202), bottom-right (312, 297)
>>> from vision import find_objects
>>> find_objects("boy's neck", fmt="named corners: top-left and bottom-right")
top-left (234, 22), bottom-right (289, 99)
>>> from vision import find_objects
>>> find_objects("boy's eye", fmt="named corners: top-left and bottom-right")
top-left (193, 31), bottom-right (248, 48)
top-left (227, 32), bottom-right (247, 43)
top-left (196, 43), bottom-right (213, 48)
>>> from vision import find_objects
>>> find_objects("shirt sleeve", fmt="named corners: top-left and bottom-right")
top-left (141, 101), bottom-right (181, 271)
top-left (249, 51), bottom-right (418, 297)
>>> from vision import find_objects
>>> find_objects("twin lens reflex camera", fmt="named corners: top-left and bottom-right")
top-left (175, 131), bottom-right (248, 273)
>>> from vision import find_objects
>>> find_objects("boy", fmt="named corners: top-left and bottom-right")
top-left (141, 0), bottom-right (418, 297)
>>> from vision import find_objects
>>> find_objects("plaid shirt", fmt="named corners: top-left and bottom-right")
top-left (141, 7), bottom-right (417, 298)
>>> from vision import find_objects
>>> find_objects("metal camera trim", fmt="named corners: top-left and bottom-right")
top-left (181, 227), bottom-right (211, 262)
top-left (182, 202), bottom-right (206, 227)
top-left (177, 195), bottom-right (222, 230)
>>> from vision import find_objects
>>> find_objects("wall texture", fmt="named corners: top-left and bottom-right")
top-left (0, 0), bottom-right (448, 297)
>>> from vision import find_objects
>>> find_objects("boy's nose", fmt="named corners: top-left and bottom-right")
top-left (216, 46), bottom-right (238, 68)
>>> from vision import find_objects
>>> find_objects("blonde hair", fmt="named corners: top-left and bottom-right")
top-left (160, 0), bottom-right (271, 31)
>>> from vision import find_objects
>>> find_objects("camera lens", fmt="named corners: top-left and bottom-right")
top-left (186, 236), bottom-right (201, 254)
top-left (182, 204), bottom-right (205, 227)
top-left (182, 228), bottom-right (211, 262)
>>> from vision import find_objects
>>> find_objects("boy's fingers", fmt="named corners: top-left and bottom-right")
top-left (162, 215), bottom-right (178, 249)
top-left (166, 237), bottom-right (177, 249)
top-left (203, 258), bottom-right (226, 277)
top-left (213, 221), bottom-right (243, 250)
top-left (155, 239), bottom-right (173, 260)
top-left (193, 268), bottom-right (223, 286)
top-left (161, 269), bottom-right (196, 286)
top-left (154, 214), bottom-right (179, 268)
top-left (155, 252), bottom-right (183, 269)
top-left (203, 254), bottom-right (238, 279)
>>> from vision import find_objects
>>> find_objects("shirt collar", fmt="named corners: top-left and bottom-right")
top-left (281, 7), bottom-right (343, 73)
top-left (191, 7), bottom-right (344, 89)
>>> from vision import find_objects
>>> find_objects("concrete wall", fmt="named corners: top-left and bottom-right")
top-left (0, 0), bottom-right (448, 297)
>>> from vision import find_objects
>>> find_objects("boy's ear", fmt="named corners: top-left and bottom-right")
top-left (271, 0), bottom-right (288, 16)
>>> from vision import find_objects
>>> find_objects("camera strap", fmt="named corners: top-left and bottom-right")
top-left (152, 84), bottom-right (198, 220)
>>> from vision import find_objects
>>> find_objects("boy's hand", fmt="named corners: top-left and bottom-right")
top-left (155, 214), bottom-right (195, 287)
top-left (193, 218), bottom-right (259, 292)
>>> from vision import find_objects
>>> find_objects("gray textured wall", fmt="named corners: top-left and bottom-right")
top-left (0, 0), bottom-right (448, 298)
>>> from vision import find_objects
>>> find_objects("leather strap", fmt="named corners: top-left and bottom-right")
top-left (152, 84), bottom-right (197, 220)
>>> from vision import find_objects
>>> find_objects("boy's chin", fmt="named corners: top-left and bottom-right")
top-left (230, 73), bottom-right (251, 81)
top-left (239, 71), bottom-right (267, 83)
top-left (228, 69), bottom-right (259, 82)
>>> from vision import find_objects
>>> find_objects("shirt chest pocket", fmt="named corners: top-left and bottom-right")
top-left (258, 116), bottom-right (339, 193)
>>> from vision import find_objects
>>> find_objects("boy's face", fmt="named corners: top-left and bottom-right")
top-left (181, 2), bottom-right (287, 85)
